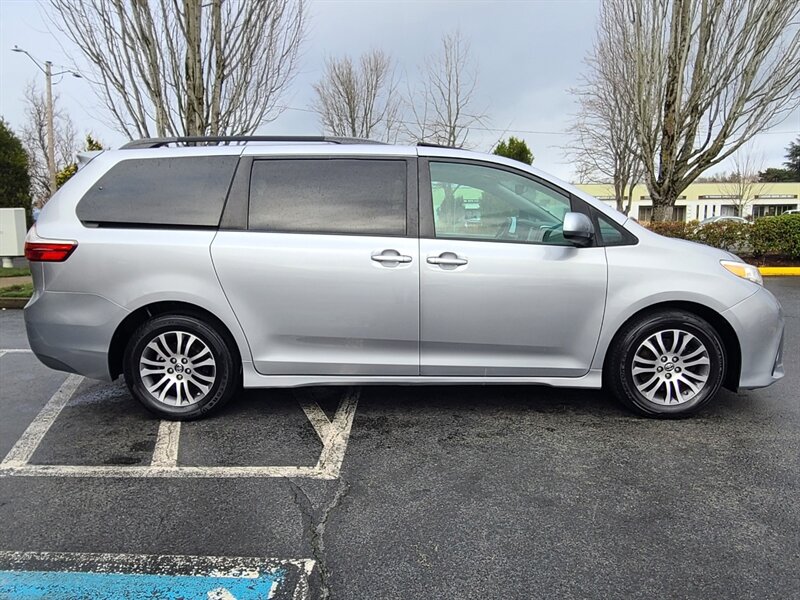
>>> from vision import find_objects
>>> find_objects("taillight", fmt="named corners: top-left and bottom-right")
top-left (24, 241), bottom-right (77, 262)
top-left (24, 226), bottom-right (78, 262)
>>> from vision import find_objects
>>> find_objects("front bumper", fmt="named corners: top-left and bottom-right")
top-left (722, 286), bottom-right (785, 389)
top-left (24, 290), bottom-right (128, 381)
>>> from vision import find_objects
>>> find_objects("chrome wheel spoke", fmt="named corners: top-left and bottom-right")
top-left (192, 371), bottom-right (215, 384)
top-left (140, 367), bottom-right (166, 377)
top-left (146, 374), bottom-right (170, 393)
top-left (632, 329), bottom-right (710, 406)
top-left (679, 376), bottom-right (701, 395)
top-left (158, 380), bottom-right (174, 403)
top-left (683, 357), bottom-right (710, 368)
top-left (188, 377), bottom-right (210, 394)
top-left (643, 379), bottom-right (663, 401)
top-left (190, 346), bottom-right (210, 361)
top-left (632, 366), bottom-right (655, 376)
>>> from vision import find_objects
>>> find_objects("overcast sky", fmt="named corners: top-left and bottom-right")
top-left (1, 0), bottom-right (798, 180)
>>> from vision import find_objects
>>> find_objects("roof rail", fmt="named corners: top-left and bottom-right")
top-left (121, 136), bottom-right (384, 149)
top-left (417, 141), bottom-right (456, 149)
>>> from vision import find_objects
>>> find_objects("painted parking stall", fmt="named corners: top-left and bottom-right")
top-left (0, 551), bottom-right (314, 599)
top-left (0, 349), bottom-right (359, 479)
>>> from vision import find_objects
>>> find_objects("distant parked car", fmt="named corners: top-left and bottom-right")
top-left (699, 216), bottom-right (748, 226)
top-left (783, 209), bottom-right (800, 215)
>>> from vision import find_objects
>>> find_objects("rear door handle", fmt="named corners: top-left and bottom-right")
top-left (427, 254), bottom-right (468, 266)
top-left (371, 251), bottom-right (412, 264)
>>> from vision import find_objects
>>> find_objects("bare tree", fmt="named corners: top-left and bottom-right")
top-left (312, 50), bottom-right (401, 142)
top-left (567, 34), bottom-right (643, 215)
top-left (21, 82), bottom-right (77, 204)
top-left (48, 0), bottom-right (306, 138)
top-left (719, 149), bottom-right (766, 217)
top-left (408, 31), bottom-right (487, 148)
top-left (598, 0), bottom-right (800, 221)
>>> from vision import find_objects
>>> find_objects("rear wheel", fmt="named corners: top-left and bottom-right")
top-left (606, 310), bottom-right (726, 417)
top-left (123, 314), bottom-right (238, 420)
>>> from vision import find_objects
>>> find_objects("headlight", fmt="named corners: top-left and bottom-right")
top-left (720, 260), bottom-right (763, 286)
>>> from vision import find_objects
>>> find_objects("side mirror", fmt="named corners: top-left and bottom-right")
top-left (562, 212), bottom-right (595, 247)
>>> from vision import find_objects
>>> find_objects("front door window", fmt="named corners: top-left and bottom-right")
top-left (429, 162), bottom-right (572, 245)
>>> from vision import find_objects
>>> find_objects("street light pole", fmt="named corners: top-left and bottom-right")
top-left (11, 46), bottom-right (81, 199)
top-left (44, 60), bottom-right (57, 195)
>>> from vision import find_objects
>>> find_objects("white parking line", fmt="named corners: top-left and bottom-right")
top-left (0, 365), bottom-right (360, 479)
top-left (316, 389), bottom-right (359, 478)
top-left (150, 420), bottom-right (181, 467)
top-left (298, 400), bottom-right (334, 443)
top-left (0, 348), bottom-right (32, 360)
top-left (0, 464), bottom-right (329, 478)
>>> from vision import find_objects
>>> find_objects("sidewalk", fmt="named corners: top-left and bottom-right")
top-left (0, 276), bottom-right (32, 288)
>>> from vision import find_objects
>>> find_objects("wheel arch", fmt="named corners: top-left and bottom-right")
top-left (601, 300), bottom-right (742, 391)
top-left (109, 301), bottom-right (243, 381)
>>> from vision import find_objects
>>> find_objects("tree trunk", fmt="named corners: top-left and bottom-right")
top-left (649, 189), bottom-right (678, 223)
top-left (184, 0), bottom-right (205, 136)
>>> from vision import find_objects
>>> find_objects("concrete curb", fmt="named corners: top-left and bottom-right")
top-left (0, 298), bottom-right (28, 310)
top-left (759, 267), bottom-right (800, 277)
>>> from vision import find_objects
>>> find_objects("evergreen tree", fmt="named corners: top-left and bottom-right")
top-left (0, 119), bottom-right (31, 218)
top-left (493, 137), bottom-right (534, 165)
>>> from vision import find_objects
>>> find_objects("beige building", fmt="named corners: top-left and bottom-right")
top-left (574, 181), bottom-right (800, 222)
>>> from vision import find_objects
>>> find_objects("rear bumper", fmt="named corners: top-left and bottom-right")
top-left (24, 290), bottom-right (127, 381)
top-left (723, 287), bottom-right (785, 389)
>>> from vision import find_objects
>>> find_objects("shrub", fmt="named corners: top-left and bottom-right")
top-left (750, 214), bottom-right (800, 259)
top-left (693, 221), bottom-right (750, 253)
top-left (643, 214), bottom-right (800, 260)
top-left (644, 220), bottom-right (699, 240)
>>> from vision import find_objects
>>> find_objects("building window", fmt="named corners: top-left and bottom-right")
top-left (638, 205), bottom-right (686, 222)
top-left (752, 204), bottom-right (798, 218)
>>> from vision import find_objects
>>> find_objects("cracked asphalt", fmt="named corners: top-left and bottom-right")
top-left (0, 278), bottom-right (798, 599)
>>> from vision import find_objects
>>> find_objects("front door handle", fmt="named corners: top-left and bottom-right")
top-left (371, 251), bottom-right (412, 264)
top-left (427, 253), bottom-right (468, 266)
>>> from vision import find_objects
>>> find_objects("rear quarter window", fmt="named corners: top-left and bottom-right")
top-left (76, 156), bottom-right (238, 227)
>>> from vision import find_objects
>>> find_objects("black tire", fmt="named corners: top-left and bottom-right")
top-left (606, 310), bottom-right (726, 418)
top-left (123, 314), bottom-right (238, 420)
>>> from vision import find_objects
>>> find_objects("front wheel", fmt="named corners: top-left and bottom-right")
top-left (123, 314), bottom-right (238, 420)
top-left (606, 310), bottom-right (726, 418)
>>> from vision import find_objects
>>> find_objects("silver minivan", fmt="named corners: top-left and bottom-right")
top-left (24, 136), bottom-right (785, 419)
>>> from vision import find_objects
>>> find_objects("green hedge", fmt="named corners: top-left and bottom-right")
top-left (644, 214), bottom-right (800, 260)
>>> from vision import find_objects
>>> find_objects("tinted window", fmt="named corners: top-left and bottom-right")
top-left (248, 159), bottom-right (406, 235)
top-left (594, 211), bottom-right (636, 246)
top-left (77, 156), bottom-right (238, 227)
top-left (430, 162), bottom-right (571, 245)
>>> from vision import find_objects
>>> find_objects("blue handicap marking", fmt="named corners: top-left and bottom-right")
top-left (0, 569), bottom-right (282, 599)
top-left (0, 551), bottom-right (314, 600)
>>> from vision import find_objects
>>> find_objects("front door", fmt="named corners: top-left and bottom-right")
top-left (419, 159), bottom-right (607, 377)
top-left (212, 156), bottom-right (419, 376)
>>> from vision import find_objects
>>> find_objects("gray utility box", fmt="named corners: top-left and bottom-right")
top-left (0, 208), bottom-right (27, 268)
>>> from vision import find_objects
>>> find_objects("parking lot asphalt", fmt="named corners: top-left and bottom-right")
top-left (1, 278), bottom-right (798, 599)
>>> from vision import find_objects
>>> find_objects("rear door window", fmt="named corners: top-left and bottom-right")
top-left (248, 159), bottom-right (407, 236)
top-left (77, 156), bottom-right (238, 227)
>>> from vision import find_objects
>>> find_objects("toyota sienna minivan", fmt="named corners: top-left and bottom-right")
top-left (24, 136), bottom-right (785, 420)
